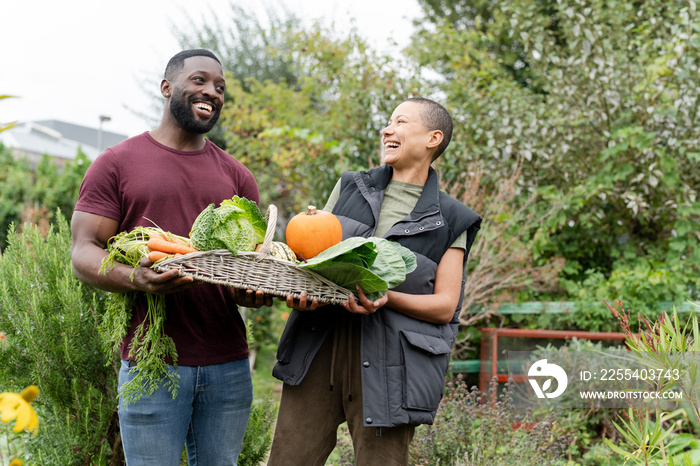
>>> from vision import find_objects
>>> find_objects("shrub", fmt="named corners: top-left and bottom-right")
top-left (0, 214), bottom-right (278, 465)
top-left (409, 376), bottom-right (570, 465)
top-left (0, 213), bottom-right (119, 465)
top-left (238, 394), bottom-right (278, 466)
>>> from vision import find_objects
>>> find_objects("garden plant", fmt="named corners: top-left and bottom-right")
top-left (1, 0), bottom-right (700, 463)
top-left (604, 300), bottom-right (700, 465)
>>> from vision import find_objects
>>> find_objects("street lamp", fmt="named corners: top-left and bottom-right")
top-left (97, 115), bottom-right (111, 152)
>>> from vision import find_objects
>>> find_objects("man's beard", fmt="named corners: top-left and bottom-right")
top-left (169, 93), bottom-right (220, 134)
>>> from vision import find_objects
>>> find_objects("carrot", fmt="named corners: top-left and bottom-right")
top-left (147, 236), bottom-right (198, 255)
top-left (148, 251), bottom-right (171, 262)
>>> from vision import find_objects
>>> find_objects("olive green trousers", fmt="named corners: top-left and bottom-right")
top-left (267, 316), bottom-right (415, 466)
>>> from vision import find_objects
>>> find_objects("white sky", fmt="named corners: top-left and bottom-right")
top-left (0, 0), bottom-right (422, 138)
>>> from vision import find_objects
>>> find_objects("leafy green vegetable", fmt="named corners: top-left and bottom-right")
top-left (222, 195), bottom-right (267, 238)
top-left (300, 237), bottom-right (417, 301)
top-left (189, 195), bottom-right (267, 253)
top-left (99, 226), bottom-right (179, 404)
top-left (369, 239), bottom-right (417, 289)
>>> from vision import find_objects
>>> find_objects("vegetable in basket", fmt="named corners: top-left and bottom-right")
top-left (285, 205), bottom-right (342, 260)
top-left (298, 237), bottom-right (417, 302)
top-left (100, 226), bottom-right (196, 403)
top-left (255, 241), bottom-right (298, 262)
top-left (189, 195), bottom-right (267, 253)
top-left (100, 195), bottom-right (266, 403)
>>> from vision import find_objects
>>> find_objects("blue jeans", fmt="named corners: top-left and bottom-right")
top-left (118, 359), bottom-right (253, 466)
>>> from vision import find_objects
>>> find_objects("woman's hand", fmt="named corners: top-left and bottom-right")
top-left (342, 286), bottom-right (387, 315)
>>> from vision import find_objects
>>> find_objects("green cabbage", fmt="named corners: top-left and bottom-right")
top-left (299, 237), bottom-right (417, 301)
top-left (189, 196), bottom-right (267, 254)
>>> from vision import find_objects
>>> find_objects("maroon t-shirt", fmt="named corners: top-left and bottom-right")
top-left (75, 132), bottom-right (259, 365)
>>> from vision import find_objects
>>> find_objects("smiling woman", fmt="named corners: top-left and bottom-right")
top-left (380, 99), bottom-right (450, 182)
top-left (267, 97), bottom-right (481, 466)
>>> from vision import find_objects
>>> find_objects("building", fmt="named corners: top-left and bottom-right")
top-left (0, 119), bottom-right (128, 167)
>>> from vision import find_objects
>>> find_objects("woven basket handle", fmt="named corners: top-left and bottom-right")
top-left (255, 204), bottom-right (278, 261)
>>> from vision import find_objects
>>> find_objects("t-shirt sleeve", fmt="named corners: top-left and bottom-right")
top-left (239, 169), bottom-right (261, 206)
top-left (323, 179), bottom-right (342, 212)
top-left (450, 230), bottom-right (468, 250)
top-left (74, 150), bottom-right (122, 221)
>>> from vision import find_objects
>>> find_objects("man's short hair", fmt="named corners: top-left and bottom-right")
top-left (164, 49), bottom-right (222, 80)
top-left (408, 97), bottom-right (453, 159)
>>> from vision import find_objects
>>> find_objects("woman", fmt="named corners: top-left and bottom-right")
top-left (268, 97), bottom-right (482, 466)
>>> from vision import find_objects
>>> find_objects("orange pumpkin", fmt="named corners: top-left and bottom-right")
top-left (285, 206), bottom-right (342, 260)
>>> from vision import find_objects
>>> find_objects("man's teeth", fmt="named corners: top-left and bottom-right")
top-left (385, 142), bottom-right (399, 150)
top-left (196, 103), bottom-right (213, 112)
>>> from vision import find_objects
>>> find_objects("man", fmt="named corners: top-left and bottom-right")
top-left (71, 49), bottom-right (270, 465)
top-left (268, 98), bottom-right (482, 465)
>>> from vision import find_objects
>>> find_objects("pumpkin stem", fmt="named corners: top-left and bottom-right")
top-left (306, 205), bottom-right (317, 215)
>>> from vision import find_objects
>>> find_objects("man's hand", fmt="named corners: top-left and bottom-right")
top-left (280, 291), bottom-right (325, 311)
top-left (132, 256), bottom-right (197, 295)
top-left (232, 288), bottom-right (274, 308)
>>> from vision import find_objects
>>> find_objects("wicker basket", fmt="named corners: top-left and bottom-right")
top-left (153, 205), bottom-right (352, 304)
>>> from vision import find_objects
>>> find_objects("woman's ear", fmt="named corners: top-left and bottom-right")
top-left (426, 130), bottom-right (444, 150)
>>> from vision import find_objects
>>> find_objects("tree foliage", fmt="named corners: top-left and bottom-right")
top-left (408, 0), bottom-right (700, 317)
top-left (216, 24), bottom-right (424, 224)
top-left (0, 144), bottom-right (89, 251)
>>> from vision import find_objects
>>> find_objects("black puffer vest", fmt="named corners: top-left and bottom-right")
top-left (273, 165), bottom-right (481, 427)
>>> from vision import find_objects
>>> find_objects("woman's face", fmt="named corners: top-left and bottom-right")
top-left (380, 101), bottom-right (433, 169)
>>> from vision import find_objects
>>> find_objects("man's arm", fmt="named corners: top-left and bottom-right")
top-left (70, 210), bottom-right (194, 294)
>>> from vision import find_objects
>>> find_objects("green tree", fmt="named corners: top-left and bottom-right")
top-left (0, 144), bottom-right (89, 251)
top-left (415, 0), bottom-right (551, 87)
top-left (407, 0), bottom-right (700, 316)
top-left (217, 24), bottom-right (423, 223)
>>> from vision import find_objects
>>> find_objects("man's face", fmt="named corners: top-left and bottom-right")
top-left (168, 56), bottom-right (225, 134)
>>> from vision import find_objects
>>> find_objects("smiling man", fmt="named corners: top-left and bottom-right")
top-left (71, 49), bottom-right (269, 465)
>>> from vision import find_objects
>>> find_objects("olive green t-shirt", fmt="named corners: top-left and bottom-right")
top-left (324, 179), bottom-right (467, 250)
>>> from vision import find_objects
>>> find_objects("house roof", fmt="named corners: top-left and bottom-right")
top-left (0, 119), bottom-right (129, 162)
top-left (36, 120), bottom-right (128, 151)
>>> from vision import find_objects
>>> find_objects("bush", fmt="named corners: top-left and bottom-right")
top-left (409, 376), bottom-right (570, 465)
top-left (238, 394), bottom-right (278, 466)
top-left (0, 215), bottom-right (278, 465)
top-left (0, 213), bottom-right (119, 465)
